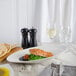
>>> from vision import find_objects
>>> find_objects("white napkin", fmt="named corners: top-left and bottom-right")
top-left (56, 48), bottom-right (76, 66)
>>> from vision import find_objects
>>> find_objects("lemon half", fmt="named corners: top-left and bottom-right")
top-left (0, 67), bottom-right (10, 76)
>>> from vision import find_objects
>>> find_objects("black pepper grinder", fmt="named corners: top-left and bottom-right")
top-left (21, 28), bottom-right (29, 49)
top-left (29, 28), bottom-right (37, 47)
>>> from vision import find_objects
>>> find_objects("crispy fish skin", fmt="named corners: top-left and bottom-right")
top-left (29, 49), bottom-right (53, 57)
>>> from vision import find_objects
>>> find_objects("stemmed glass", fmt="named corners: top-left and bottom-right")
top-left (59, 25), bottom-right (72, 43)
top-left (47, 24), bottom-right (57, 42)
top-left (59, 25), bottom-right (72, 52)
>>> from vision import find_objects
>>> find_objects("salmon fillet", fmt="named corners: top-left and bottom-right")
top-left (29, 49), bottom-right (53, 57)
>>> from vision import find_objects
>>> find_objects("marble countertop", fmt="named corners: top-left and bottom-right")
top-left (0, 43), bottom-right (76, 76)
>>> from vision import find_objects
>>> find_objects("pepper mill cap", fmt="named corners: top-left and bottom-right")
top-left (21, 28), bottom-right (28, 33)
top-left (29, 28), bottom-right (37, 33)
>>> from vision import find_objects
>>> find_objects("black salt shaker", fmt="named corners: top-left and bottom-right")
top-left (29, 28), bottom-right (37, 47)
top-left (21, 28), bottom-right (29, 49)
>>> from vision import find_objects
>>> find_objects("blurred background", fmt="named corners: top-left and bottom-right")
top-left (0, 0), bottom-right (76, 44)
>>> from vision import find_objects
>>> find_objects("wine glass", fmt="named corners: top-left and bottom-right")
top-left (47, 24), bottom-right (57, 42)
top-left (59, 25), bottom-right (72, 44)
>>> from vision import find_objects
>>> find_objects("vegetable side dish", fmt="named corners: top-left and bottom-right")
top-left (20, 49), bottom-right (53, 61)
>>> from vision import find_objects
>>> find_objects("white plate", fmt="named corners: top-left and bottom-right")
top-left (0, 64), bottom-right (14, 76)
top-left (7, 44), bottom-right (66, 64)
